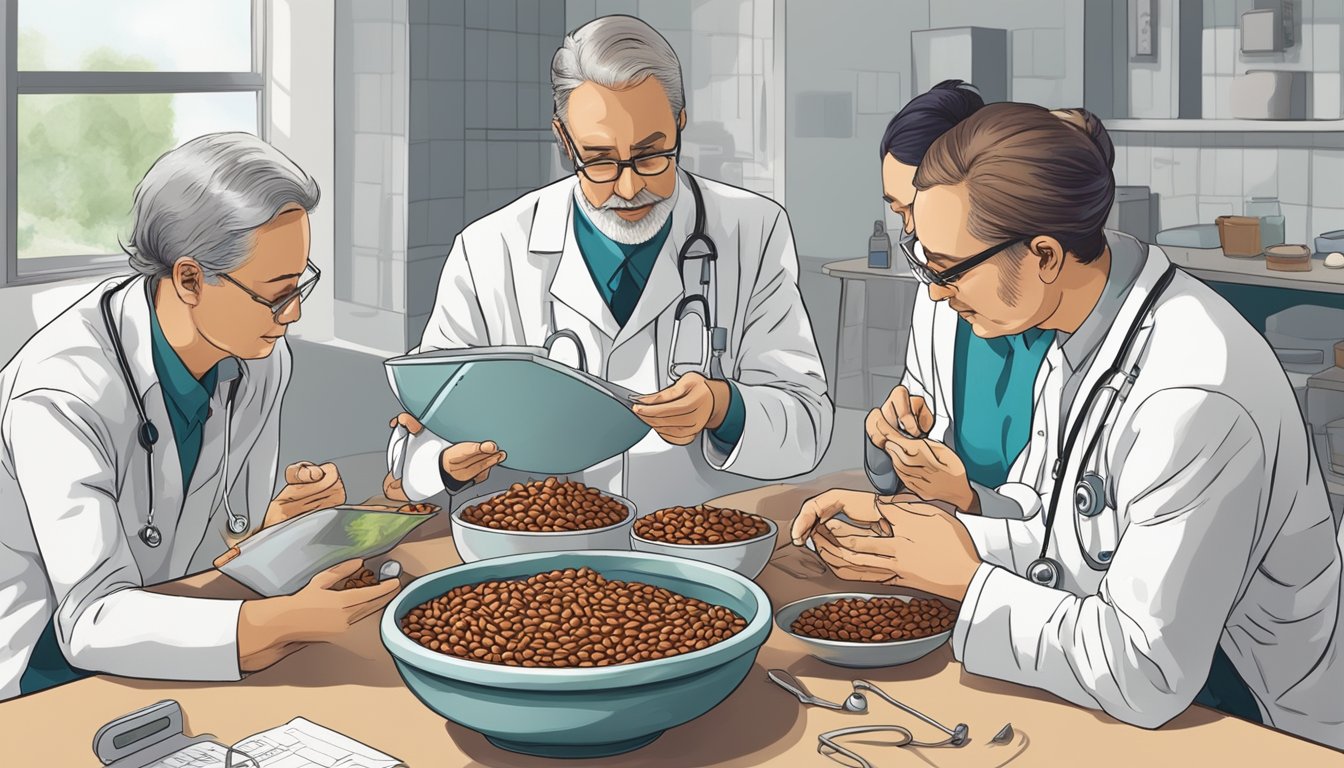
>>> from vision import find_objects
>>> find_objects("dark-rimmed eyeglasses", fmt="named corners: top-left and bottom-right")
top-left (555, 119), bottom-right (679, 184)
top-left (218, 259), bottom-right (321, 322)
top-left (900, 237), bottom-right (1029, 287)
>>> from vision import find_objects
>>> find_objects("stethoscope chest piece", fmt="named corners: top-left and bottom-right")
top-left (1026, 558), bottom-right (1061, 589)
top-left (227, 514), bottom-right (250, 535)
top-left (1074, 472), bottom-right (1106, 518)
top-left (139, 524), bottom-right (162, 549)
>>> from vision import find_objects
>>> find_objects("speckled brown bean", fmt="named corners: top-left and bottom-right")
top-left (398, 567), bottom-right (748, 667)
top-left (791, 597), bottom-right (954, 642)
top-left (337, 568), bottom-right (379, 591)
top-left (633, 505), bottom-right (770, 545)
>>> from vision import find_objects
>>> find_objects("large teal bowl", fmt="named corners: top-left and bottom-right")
top-left (380, 550), bottom-right (773, 758)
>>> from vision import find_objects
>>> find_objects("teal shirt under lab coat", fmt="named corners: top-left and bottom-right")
top-left (148, 301), bottom-right (220, 490)
top-left (572, 201), bottom-right (745, 451)
top-left (951, 318), bottom-right (1054, 487)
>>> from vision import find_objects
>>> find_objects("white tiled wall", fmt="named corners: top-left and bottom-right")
top-left (1114, 132), bottom-right (1344, 245)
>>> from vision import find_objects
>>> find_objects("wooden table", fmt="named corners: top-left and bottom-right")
top-left (821, 259), bottom-right (921, 410)
top-left (4, 471), bottom-right (1342, 767)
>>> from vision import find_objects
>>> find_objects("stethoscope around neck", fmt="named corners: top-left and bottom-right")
top-left (668, 170), bottom-right (727, 381)
top-left (99, 276), bottom-right (248, 549)
top-left (1025, 264), bottom-right (1178, 589)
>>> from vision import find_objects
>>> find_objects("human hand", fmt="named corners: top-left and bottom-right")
top-left (237, 558), bottom-right (402, 671)
top-left (866, 385), bottom-right (935, 450)
top-left (264, 461), bottom-right (346, 528)
top-left (388, 413), bottom-right (507, 484)
top-left (277, 559), bottom-right (403, 641)
top-left (883, 435), bottom-right (977, 512)
top-left (812, 499), bottom-right (982, 601)
top-left (790, 488), bottom-right (892, 546)
top-left (631, 372), bottom-right (731, 446)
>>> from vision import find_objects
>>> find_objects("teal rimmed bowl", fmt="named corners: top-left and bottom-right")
top-left (380, 550), bottom-right (773, 758)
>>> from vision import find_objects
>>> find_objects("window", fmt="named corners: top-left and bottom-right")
top-left (3, 0), bottom-right (264, 285)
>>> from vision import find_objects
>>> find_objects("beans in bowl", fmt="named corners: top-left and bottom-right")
top-left (791, 597), bottom-right (954, 642)
top-left (460, 478), bottom-right (627, 532)
top-left (634, 505), bottom-right (770, 545)
top-left (398, 566), bottom-right (748, 667)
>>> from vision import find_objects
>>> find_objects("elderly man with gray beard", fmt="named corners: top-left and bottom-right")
top-left (385, 15), bottom-right (832, 515)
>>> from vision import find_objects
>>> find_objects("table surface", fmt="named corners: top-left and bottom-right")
top-left (4, 471), bottom-right (1342, 767)
top-left (823, 249), bottom-right (1344, 294)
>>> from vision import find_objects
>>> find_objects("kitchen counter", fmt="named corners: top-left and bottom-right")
top-left (1161, 245), bottom-right (1344, 294)
top-left (3, 471), bottom-right (1341, 767)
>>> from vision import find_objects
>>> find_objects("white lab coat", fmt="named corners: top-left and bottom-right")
top-left (389, 173), bottom-right (833, 515)
top-left (875, 233), bottom-right (1344, 748)
top-left (0, 276), bottom-right (288, 701)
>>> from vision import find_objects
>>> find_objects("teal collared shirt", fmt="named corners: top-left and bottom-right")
top-left (572, 201), bottom-right (746, 450)
top-left (951, 319), bottom-right (1054, 488)
top-left (148, 303), bottom-right (219, 490)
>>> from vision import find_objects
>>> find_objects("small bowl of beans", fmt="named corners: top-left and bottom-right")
top-left (449, 478), bottom-right (636, 562)
top-left (629, 505), bottom-right (778, 579)
top-left (380, 550), bottom-right (772, 758)
top-left (773, 592), bottom-right (958, 668)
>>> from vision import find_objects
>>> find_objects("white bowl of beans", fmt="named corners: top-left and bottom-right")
top-left (450, 478), bottom-right (636, 563)
top-left (628, 505), bottom-right (778, 580)
top-left (774, 592), bottom-right (957, 668)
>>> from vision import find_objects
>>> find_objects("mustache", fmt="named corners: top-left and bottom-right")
top-left (600, 188), bottom-right (669, 210)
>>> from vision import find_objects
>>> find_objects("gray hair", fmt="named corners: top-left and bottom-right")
top-left (126, 132), bottom-right (320, 281)
top-left (551, 15), bottom-right (685, 126)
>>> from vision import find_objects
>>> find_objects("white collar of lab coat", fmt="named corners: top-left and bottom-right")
top-left (1057, 239), bottom-right (1174, 440)
top-left (109, 275), bottom-right (242, 401)
top-left (1058, 230), bottom-right (1148, 373)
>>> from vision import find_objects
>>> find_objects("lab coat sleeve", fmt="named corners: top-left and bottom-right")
top-left (704, 209), bottom-right (833, 478)
top-left (951, 389), bottom-right (1265, 729)
top-left (388, 234), bottom-right (491, 501)
top-left (8, 389), bottom-right (243, 682)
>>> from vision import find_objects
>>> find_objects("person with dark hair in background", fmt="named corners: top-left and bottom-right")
top-left (794, 103), bottom-right (1344, 748)
top-left (864, 80), bottom-right (1055, 506)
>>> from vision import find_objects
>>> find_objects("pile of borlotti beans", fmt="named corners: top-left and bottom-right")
top-left (634, 505), bottom-right (770, 545)
top-left (398, 566), bottom-right (748, 667)
top-left (791, 596), bottom-right (954, 642)
top-left (460, 478), bottom-right (627, 532)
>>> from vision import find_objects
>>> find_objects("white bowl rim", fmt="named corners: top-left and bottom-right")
top-left (381, 549), bottom-right (773, 687)
top-left (450, 488), bottom-right (638, 537)
top-left (774, 592), bottom-right (956, 648)
top-left (629, 515), bottom-right (778, 550)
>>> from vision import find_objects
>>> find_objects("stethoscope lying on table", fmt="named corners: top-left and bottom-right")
top-left (100, 276), bottom-right (248, 548)
top-left (769, 670), bottom-right (1015, 766)
top-left (1024, 263), bottom-right (1179, 589)
top-left (667, 170), bottom-right (728, 382)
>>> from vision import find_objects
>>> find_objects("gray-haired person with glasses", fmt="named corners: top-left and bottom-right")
top-left (384, 15), bottom-right (832, 517)
top-left (0, 132), bottom-right (400, 701)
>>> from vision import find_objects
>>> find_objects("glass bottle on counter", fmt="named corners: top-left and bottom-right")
top-left (868, 220), bottom-right (892, 269)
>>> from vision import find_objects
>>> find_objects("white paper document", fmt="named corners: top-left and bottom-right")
top-left (142, 718), bottom-right (403, 768)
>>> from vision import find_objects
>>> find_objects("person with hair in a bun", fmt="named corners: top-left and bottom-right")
top-left (865, 81), bottom-right (1057, 512)
top-left (794, 102), bottom-right (1344, 748)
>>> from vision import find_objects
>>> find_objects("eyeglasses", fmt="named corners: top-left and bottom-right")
top-left (900, 236), bottom-right (1028, 287)
top-left (555, 119), bottom-right (678, 184)
top-left (218, 259), bottom-right (321, 322)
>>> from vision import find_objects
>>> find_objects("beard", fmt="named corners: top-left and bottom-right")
top-left (575, 184), bottom-right (678, 245)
